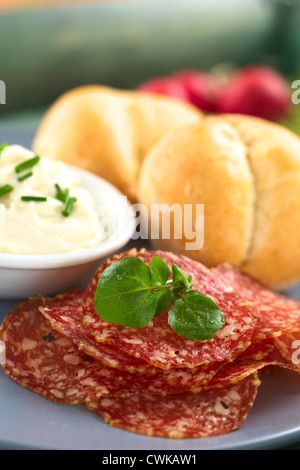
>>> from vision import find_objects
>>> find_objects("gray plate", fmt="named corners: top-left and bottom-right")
top-left (1, 126), bottom-right (300, 450)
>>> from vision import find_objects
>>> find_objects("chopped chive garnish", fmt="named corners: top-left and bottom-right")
top-left (0, 143), bottom-right (9, 154)
top-left (62, 196), bottom-right (77, 217)
top-left (17, 171), bottom-right (33, 182)
top-left (54, 183), bottom-right (69, 203)
top-left (21, 196), bottom-right (47, 202)
top-left (15, 155), bottom-right (40, 174)
top-left (54, 183), bottom-right (77, 217)
top-left (0, 184), bottom-right (13, 197)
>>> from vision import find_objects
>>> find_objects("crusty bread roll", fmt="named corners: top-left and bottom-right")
top-left (33, 85), bottom-right (203, 201)
top-left (137, 114), bottom-right (300, 290)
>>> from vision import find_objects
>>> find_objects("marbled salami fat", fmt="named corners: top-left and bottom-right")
top-left (40, 290), bottom-right (223, 394)
top-left (0, 297), bottom-right (136, 403)
top-left (214, 264), bottom-right (300, 340)
top-left (87, 373), bottom-right (260, 438)
top-left (82, 249), bottom-right (256, 369)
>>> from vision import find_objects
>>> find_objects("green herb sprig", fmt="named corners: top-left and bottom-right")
top-left (17, 171), bottom-right (33, 182)
top-left (0, 143), bottom-right (9, 155)
top-left (54, 183), bottom-right (77, 217)
top-left (21, 196), bottom-right (47, 202)
top-left (0, 184), bottom-right (13, 198)
top-left (15, 155), bottom-right (40, 174)
top-left (94, 256), bottom-right (225, 341)
top-left (54, 183), bottom-right (69, 203)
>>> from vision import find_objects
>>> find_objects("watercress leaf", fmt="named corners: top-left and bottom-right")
top-left (94, 256), bottom-right (158, 328)
top-left (168, 290), bottom-right (225, 341)
top-left (153, 287), bottom-right (172, 317)
top-left (171, 264), bottom-right (192, 291)
top-left (150, 256), bottom-right (171, 286)
top-left (170, 290), bottom-right (188, 306)
top-left (171, 286), bottom-right (186, 298)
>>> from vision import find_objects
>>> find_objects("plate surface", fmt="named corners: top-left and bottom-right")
top-left (1, 126), bottom-right (300, 450)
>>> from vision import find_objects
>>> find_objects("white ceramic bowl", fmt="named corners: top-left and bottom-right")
top-left (0, 164), bottom-right (135, 299)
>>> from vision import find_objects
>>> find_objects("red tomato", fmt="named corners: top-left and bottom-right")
top-left (172, 69), bottom-right (218, 112)
top-left (137, 76), bottom-right (189, 102)
top-left (216, 65), bottom-right (291, 121)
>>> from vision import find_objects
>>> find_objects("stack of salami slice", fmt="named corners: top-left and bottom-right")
top-left (1, 249), bottom-right (300, 439)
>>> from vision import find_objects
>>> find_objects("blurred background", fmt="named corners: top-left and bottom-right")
top-left (0, 0), bottom-right (300, 131)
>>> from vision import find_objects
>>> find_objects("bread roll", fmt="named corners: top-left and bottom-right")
top-left (137, 114), bottom-right (300, 290)
top-left (33, 85), bottom-right (203, 201)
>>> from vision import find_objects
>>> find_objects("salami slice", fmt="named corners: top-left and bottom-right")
top-left (40, 290), bottom-right (223, 394)
top-left (82, 249), bottom-right (256, 369)
top-left (0, 297), bottom-right (137, 403)
top-left (87, 373), bottom-right (261, 438)
top-left (40, 289), bottom-right (156, 375)
top-left (204, 338), bottom-right (300, 390)
top-left (213, 264), bottom-right (300, 340)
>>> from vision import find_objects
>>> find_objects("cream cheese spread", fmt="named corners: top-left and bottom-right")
top-left (0, 144), bottom-right (106, 254)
